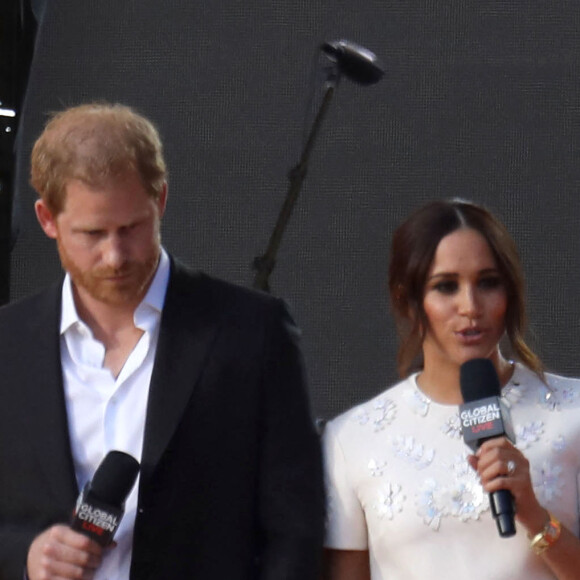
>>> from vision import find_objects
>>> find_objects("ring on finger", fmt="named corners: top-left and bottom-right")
top-left (507, 459), bottom-right (516, 476)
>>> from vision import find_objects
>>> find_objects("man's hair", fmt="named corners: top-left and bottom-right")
top-left (30, 103), bottom-right (167, 214)
top-left (388, 198), bottom-right (542, 378)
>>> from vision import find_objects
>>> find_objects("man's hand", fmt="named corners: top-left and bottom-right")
top-left (27, 524), bottom-right (104, 580)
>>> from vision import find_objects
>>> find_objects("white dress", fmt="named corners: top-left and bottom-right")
top-left (323, 364), bottom-right (580, 580)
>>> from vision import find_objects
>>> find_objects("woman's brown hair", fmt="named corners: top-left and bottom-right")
top-left (388, 198), bottom-right (542, 378)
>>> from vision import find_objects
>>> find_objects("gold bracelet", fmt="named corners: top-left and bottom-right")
top-left (529, 513), bottom-right (562, 555)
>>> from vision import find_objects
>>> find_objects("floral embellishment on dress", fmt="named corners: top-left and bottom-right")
top-left (415, 455), bottom-right (489, 531)
top-left (403, 386), bottom-right (430, 417)
top-left (538, 384), bottom-right (560, 410)
top-left (373, 483), bottom-right (405, 519)
top-left (444, 453), bottom-right (489, 521)
top-left (368, 458), bottom-right (388, 477)
top-left (502, 383), bottom-right (525, 406)
top-left (447, 453), bottom-right (478, 481)
top-left (446, 480), bottom-right (487, 521)
top-left (417, 454), bottom-right (489, 530)
top-left (551, 435), bottom-right (566, 453)
top-left (416, 478), bottom-right (446, 530)
top-left (515, 421), bottom-right (544, 450)
top-left (441, 413), bottom-right (462, 439)
top-left (353, 407), bottom-right (371, 426)
top-left (353, 398), bottom-right (397, 431)
top-left (557, 385), bottom-right (579, 406)
top-left (372, 399), bottom-right (397, 431)
top-left (532, 461), bottom-right (564, 503)
top-left (540, 379), bottom-right (579, 410)
top-left (391, 435), bottom-right (435, 469)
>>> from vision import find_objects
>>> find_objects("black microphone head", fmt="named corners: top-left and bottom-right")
top-left (90, 451), bottom-right (140, 506)
top-left (321, 39), bottom-right (384, 85)
top-left (460, 358), bottom-right (501, 402)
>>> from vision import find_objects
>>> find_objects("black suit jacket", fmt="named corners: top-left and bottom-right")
top-left (0, 259), bottom-right (325, 579)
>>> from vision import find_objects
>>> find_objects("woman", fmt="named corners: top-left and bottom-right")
top-left (323, 199), bottom-right (580, 579)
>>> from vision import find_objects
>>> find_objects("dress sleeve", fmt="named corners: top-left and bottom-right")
top-left (576, 469), bottom-right (580, 531)
top-left (322, 419), bottom-right (369, 550)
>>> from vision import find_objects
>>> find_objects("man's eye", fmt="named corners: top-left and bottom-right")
top-left (120, 224), bottom-right (138, 236)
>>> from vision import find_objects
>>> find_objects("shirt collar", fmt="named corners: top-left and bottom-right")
top-left (60, 247), bottom-right (171, 335)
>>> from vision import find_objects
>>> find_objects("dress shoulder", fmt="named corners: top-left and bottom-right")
top-left (324, 375), bottom-right (416, 439)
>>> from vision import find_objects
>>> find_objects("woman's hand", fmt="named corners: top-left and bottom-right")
top-left (467, 436), bottom-right (548, 535)
top-left (468, 436), bottom-right (580, 580)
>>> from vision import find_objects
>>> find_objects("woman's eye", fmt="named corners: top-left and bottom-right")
top-left (433, 281), bottom-right (457, 294)
top-left (479, 277), bottom-right (502, 290)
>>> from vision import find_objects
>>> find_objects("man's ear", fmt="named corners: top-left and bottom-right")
top-left (157, 181), bottom-right (168, 218)
top-left (34, 199), bottom-right (59, 239)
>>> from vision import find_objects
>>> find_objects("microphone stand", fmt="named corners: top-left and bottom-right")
top-left (252, 71), bottom-right (339, 293)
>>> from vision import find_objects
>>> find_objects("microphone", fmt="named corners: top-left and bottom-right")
top-left (321, 39), bottom-right (384, 85)
top-left (70, 451), bottom-right (140, 546)
top-left (459, 358), bottom-right (516, 538)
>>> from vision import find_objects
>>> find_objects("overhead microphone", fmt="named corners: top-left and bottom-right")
top-left (459, 358), bottom-right (516, 538)
top-left (252, 38), bottom-right (383, 291)
top-left (70, 450), bottom-right (140, 546)
top-left (321, 39), bottom-right (384, 85)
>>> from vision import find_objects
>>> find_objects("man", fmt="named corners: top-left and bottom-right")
top-left (0, 103), bottom-right (324, 579)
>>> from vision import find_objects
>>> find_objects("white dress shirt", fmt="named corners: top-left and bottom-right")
top-left (60, 249), bottom-right (170, 580)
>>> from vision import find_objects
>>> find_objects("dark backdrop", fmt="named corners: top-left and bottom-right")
top-left (11, 0), bottom-right (580, 421)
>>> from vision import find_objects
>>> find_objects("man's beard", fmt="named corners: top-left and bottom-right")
top-left (58, 239), bottom-right (160, 306)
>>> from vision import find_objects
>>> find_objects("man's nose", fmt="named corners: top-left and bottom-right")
top-left (102, 235), bottom-right (126, 269)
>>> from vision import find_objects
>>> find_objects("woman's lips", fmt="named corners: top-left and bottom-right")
top-left (456, 328), bottom-right (484, 344)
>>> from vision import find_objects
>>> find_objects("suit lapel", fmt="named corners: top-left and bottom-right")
top-left (19, 283), bottom-right (79, 508)
top-left (140, 263), bottom-right (220, 484)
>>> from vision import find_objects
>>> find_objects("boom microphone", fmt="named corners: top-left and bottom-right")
top-left (70, 451), bottom-right (140, 546)
top-left (459, 358), bottom-right (516, 538)
top-left (321, 39), bottom-right (384, 85)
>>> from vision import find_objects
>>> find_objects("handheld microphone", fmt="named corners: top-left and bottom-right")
top-left (70, 451), bottom-right (140, 546)
top-left (321, 40), bottom-right (384, 85)
top-left (459, 358), bottom-right (516, 537)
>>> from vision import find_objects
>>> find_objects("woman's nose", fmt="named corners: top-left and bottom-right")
top-left (458, 285), bottom-right (481, 318)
